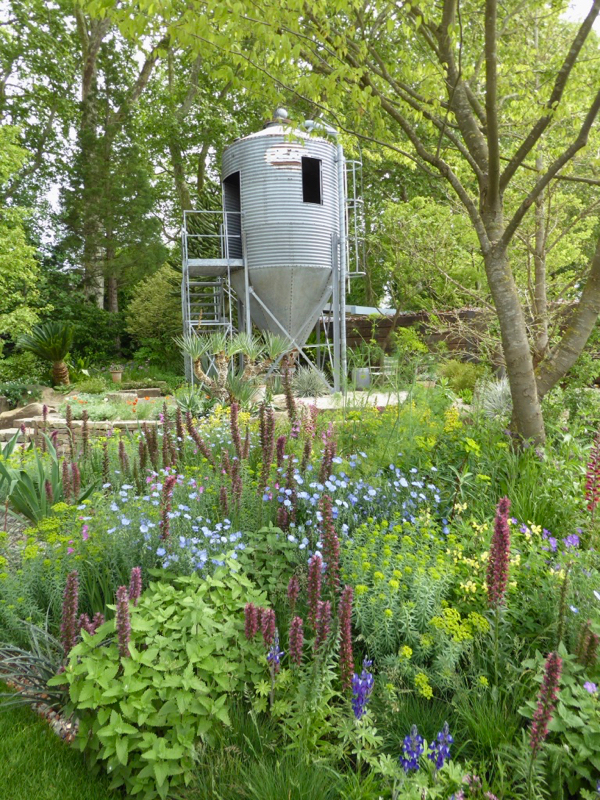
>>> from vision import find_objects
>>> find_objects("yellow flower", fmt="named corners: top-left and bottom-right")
top-left (355, 584), bottom-right (369, 596)
top-left (399, 645), bottom-right (413, 659)
top-left (478, 676), bottom-right (489, 687)
top-left (384, 608), bottom-right (393, 618)
top-left (415, 672), bottom-right (433, 699)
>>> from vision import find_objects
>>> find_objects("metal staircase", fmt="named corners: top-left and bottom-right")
top-left (181, 209), bottom-right (244, 380)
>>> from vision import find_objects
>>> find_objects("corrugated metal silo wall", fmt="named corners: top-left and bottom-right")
top-left (222, 130), bottom-right (340, 344)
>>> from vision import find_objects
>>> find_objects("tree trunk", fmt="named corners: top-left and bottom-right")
top-left (484, 244), bottom-right (546, 444)
top-left (107, 275), bottom-right (118, 313)
top-left (52, 361), bottom-right (70, 386)
top-left (536, 234), bottom-right (600, 399)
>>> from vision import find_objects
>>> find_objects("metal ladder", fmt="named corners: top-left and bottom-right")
top-left (181, 210), bottom-right (243, 379)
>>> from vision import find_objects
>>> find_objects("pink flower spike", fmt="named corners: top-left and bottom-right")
top-left (81, 525), bottom-right (89, 541)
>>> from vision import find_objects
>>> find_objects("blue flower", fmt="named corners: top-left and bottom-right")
top-left (428, 722), bottom-right (453, 770)
top-left (351, 659), bottom-right (374, 720)
top-left (156, 547), bottom-right (166, 557)
top-left (401, 725), bottom-right (423, 772)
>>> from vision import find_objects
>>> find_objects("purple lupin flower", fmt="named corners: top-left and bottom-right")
top-left (487, 496), bottom-right (511, 608)
top-left (289, 616), bottom-right (304, 666)
top-left (128, 567), bottom-right (142, 606)
top-left (401, 724), bottom-right (424, 773)
top-left (287, 575), bottom-right (300, 616)
top-left (307, 554), bottom-right (322, 630)
top-left (266, 628), bottom-right (284, 674)
top-left (261, 607), bottom-right (276, 647)
top-left (115, 585), bottom-right (131, 658)
top-left (338, 585), bottom-right (354, 691)
top-left (351, 658), bottom-right (374, 720)
top-left (530, 651), bottom-right (562, 757)
top-left (244, 602), bottom-right (259, 640)
top-left (60, 570), bottom-right (79, 653)
top-left (314, 600), bottom-right (331, 652)
top-left (428, 722), bottom-right (453, 770)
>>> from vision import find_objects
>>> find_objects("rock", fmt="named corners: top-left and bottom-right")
top-left (0, 396), bottom-right (9, 414)
top-left (135, 388), bottom-right (162, 398)
top-left (106, 391), bottom-right (138, 403)
top-left (0, 402), bottom-right (45, 429)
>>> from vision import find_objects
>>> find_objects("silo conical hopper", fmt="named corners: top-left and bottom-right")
top-left (222, 114), bottom-right (342, 348)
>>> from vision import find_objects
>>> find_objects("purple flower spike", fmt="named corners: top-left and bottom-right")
top-left (128, 567), bottom-right (142, 606)
top-left (60, 570), bottom-right (79, 654)
top-left (428, 721), bottom-right (453, 770)
top-left (115, 585), bottom-right (131, 658)
top-left (266, 629), bottom-right (284, 674)
top-left (401, 724), bottom-right (424, 773)
top-left (351, 658), bottom-right (374, 720)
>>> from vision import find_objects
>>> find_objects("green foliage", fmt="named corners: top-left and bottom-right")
top-left (125, 265), bottom-right (182, 365)
top-left (440, 360), bottom-right (486, 397)
top-left (53, 566), bottom-right (267, 800)
top-left (0, 621), bottom-right (67, 710)
top-left (519, 647), bottom-right (600, 797)
top-left (174, 385), bottom-right (214, 416)
top-left (0, 381), bottom-right (42, 409)
top-left (344, 515), bottom-right (489, 694)
top-left (0, 351), bottom-right (49, 384)
top-left (0, 126), bottom-right (47, 353)
top-left (18, 321), bottom-right (73, 362)
top-left (292, 366), bottom-right (330, 397)
top-left (0, 434), bottom-right (96, 522)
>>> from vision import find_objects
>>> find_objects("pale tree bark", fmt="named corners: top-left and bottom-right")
top-left (75, 9), bottom-right (109, 309)
top-left (75, 8), bottom-right (167, 308)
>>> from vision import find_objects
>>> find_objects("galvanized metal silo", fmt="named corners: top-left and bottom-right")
top-left (221, 112), bottom-right (344, 349)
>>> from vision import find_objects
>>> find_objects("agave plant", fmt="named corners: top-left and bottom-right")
top-left (0, 620), bottom-right (68, 710)
top-left (18, 321), bottom-right (74, 386)
top-left (292, 366), bottom-right (330, 397)
top-left (263, 332), bottom-right (291, 362)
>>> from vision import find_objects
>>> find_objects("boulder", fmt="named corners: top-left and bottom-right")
top-left (0, 403), bottom-right (45, 429)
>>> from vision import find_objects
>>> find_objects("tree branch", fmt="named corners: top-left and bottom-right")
top-left (107, 35), bottom-right (170, 129)
top-left (484, 0), bottom-right (500, 203)
top-left (536, 233), bottom-right (600, 398)
top-left (499, 0), bottom-right (600, 191)
top-left (500, 87), bottom-right (600, 250)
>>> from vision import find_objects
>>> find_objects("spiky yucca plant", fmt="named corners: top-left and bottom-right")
top-left (18, 322), bottom-right (74, 386)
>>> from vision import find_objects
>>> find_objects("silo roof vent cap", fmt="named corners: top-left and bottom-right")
top-left (264, 107), bottom-right (291, 127)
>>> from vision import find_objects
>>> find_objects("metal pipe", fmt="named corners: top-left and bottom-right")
top-left (331, 232), bottom-right (340, 392)
top-left (337, 143), bottom-right (347, 392)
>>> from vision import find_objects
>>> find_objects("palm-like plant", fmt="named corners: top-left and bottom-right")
top-left (18, 322), bottom-right (74, 386)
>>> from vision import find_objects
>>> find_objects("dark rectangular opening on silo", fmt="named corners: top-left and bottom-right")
top-left (302, 157), bottom-right (322, 204)
top-left (223, 171), bottom-right (242, 258)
